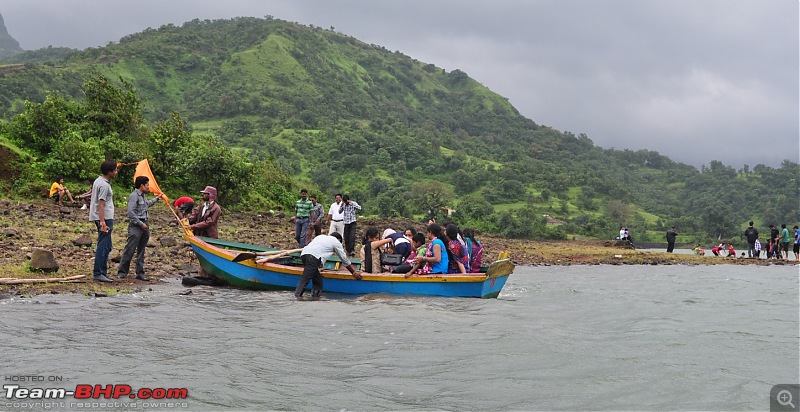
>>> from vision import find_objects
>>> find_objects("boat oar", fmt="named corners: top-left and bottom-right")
top-left (232, 248), bottom-right (302, 263)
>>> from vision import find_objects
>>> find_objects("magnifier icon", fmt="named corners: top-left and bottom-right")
top-left (777, 389), bottom-right (796, 408)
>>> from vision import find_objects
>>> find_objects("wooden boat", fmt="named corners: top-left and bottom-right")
top-left (185, 232), bottom-right (514, 298)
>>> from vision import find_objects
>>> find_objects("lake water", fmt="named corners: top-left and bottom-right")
top-left (2, 264), bottom-right (798, 411)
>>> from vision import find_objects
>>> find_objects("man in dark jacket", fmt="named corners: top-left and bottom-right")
top-left (665, 227), bottom-right (678, 253)
top-left (743, 221), bottom-right (759, 258)
top-left (187, 186), bottom-right (221, 238)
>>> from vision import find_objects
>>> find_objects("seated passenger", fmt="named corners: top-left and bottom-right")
top-left (382, 228), bottom-right (412, 261)
top-left (360, 227), bottom-right (393, 274)
top-left (445, 223), bottom-right (468, 274)
top-left (405, 223), bottom-right (449, 277)
top-left (392, 233), bottom-right (427, 274)
top-left (463, 228), bottom-right (484, 273)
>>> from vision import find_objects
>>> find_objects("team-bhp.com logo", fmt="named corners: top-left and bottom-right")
top-left (4, 383), bottom-right (189, 409)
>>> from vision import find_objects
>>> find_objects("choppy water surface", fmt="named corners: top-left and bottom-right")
top-left (2, 264), bottom-right (798, 411)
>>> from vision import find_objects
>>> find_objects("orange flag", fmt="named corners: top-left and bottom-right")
top-left (133, 159), bottom-right (170, 205)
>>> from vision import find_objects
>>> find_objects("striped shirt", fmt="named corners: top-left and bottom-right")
top-left (338, 201), bottom-right (361, 224)
top-left (295, 199), bottom-right (312, 218)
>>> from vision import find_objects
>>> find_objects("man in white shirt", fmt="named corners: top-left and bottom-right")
top-left (326, 193), bottom-right (345, 237)
top-left (295, 233), bottom-right (361, 298)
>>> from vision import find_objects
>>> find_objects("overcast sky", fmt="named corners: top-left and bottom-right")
top-left (2, 0), bottom-right (798, 168)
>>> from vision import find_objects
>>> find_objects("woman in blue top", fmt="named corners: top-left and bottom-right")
top-left (412, 223), bottom-right (450, 274)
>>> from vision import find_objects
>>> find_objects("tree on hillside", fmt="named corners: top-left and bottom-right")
top-left (409, 180), bottom-right (454, 216)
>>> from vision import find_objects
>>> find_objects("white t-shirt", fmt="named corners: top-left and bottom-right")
top-left (328, 201), bottom-right (344, 221)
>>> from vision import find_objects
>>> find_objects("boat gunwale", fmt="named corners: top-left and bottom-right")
top-left (186, 232), bottom-right (506, 283)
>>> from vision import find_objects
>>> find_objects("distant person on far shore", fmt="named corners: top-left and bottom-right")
top-left (754, 238), bottom-right (761, 258)
top-left (665, 227), bottom-right (677, 253)
top-left (711, 243), bottom-right (724, 256)
top-left (743, 221), bottom-right (759, 258)
top-left (726, 242), bottom-right (736, 257)
top-left (793, 225), bottom-right (800, 261)
top-left (779, 223), bottom-right (791, 260)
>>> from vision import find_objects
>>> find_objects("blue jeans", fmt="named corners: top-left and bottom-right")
top-left (93, 219), bottom-right (114, 277)
top-left (294, 217), bottom-right (309, 248)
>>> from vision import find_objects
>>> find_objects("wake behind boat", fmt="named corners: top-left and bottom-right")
top-left (185, 232), bottom-right (514, 298)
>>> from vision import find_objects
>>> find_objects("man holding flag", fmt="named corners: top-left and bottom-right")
top-left (117, 176), bottom-right (164, 281)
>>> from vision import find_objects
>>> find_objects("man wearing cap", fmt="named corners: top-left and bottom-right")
top-left (187, 186), bottom-right (221, 238)
top-left (117, 176), bottom-right (164, 281)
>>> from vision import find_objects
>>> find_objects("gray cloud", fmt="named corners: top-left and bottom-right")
top-left (2, 0), bottom-right (797, 167)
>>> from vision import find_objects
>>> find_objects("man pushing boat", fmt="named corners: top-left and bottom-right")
top-left (295, 232), bottom-right (362, 299)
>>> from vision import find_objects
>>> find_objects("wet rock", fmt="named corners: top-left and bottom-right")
top-left (93, 292), bottom-right (108, 298)
top-left (59, 207), bottom-right (72, 215)
top-left (72, 235), bottom-right (93, 247)
top-left (110, 251), bottom-right (121, 263)
top-left (159, 236), bottom-right (177, 247)
top-left (2, 228), bottom-right (20, 238)
top-left (29, 248), bottom-right (59, 273)
top-left (147, 238), bottom-right (157, 248)
top-left (181, 263), bottom-right (199, 274)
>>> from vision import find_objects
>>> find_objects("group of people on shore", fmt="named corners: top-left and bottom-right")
top-left (682, 221), bottom-right (800, 261)
top-left (83, 159), bottom-right (222, 283)
top-left (741, 221), bottom-right (799, 261)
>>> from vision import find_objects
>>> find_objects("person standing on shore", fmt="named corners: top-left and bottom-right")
top-left (779, 223), bottom-right (791, 260)
top-left (743, 221), bottom-right (759, 258)
top-left (305, 194), bottom-right (324, 246)
top-left (326, 193), bottom-right (345, 237)
top-left (187, 186), bottom-right (221, 238)
top-left (89, 159), bottom-right (118, 283)
top-left (793, 225), bottom-right (800, 261)
top-left (117, 176), bottom-right (164, 281)
top-left (339, 195), bottom-right (362, 256)
top-left (291, 189), bottom-right (312, 248)
top-left (665, 227), bottom-right (678, 253)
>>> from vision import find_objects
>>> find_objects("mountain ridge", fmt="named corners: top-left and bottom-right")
top-left (0, 16), bottom-right (796, 242)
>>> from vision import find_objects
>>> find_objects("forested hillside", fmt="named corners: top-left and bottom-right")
top-left (0, 16), bottom-right (797, 243)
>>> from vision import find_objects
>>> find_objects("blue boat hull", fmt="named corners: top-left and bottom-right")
top-left (186, 234), bottom-right (513, 298)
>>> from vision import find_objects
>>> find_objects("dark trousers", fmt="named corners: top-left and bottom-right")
top-left (295, 254), bottom-right (323, 297)
top-left (747, 242), bottom-right (756, 258)
top-left (117, 223), bottom-right (149, 277)
top-left (92, 219), bottom-right (114, 277)
top-left (344, 222), bottom-right (357, 255)
top-left (305, 223), bottom-right (322, 246)
top-left (666, 241), bottom-right (675, 253)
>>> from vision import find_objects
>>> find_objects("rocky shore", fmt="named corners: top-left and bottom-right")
top-left (0, 198), bottom-right (792, 298)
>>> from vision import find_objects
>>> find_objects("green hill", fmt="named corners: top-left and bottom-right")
top-left (0, 16), bottom-right (797, 243)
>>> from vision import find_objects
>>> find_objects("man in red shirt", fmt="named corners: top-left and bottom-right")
top-left (173, 196), bottom-right (195, 219)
